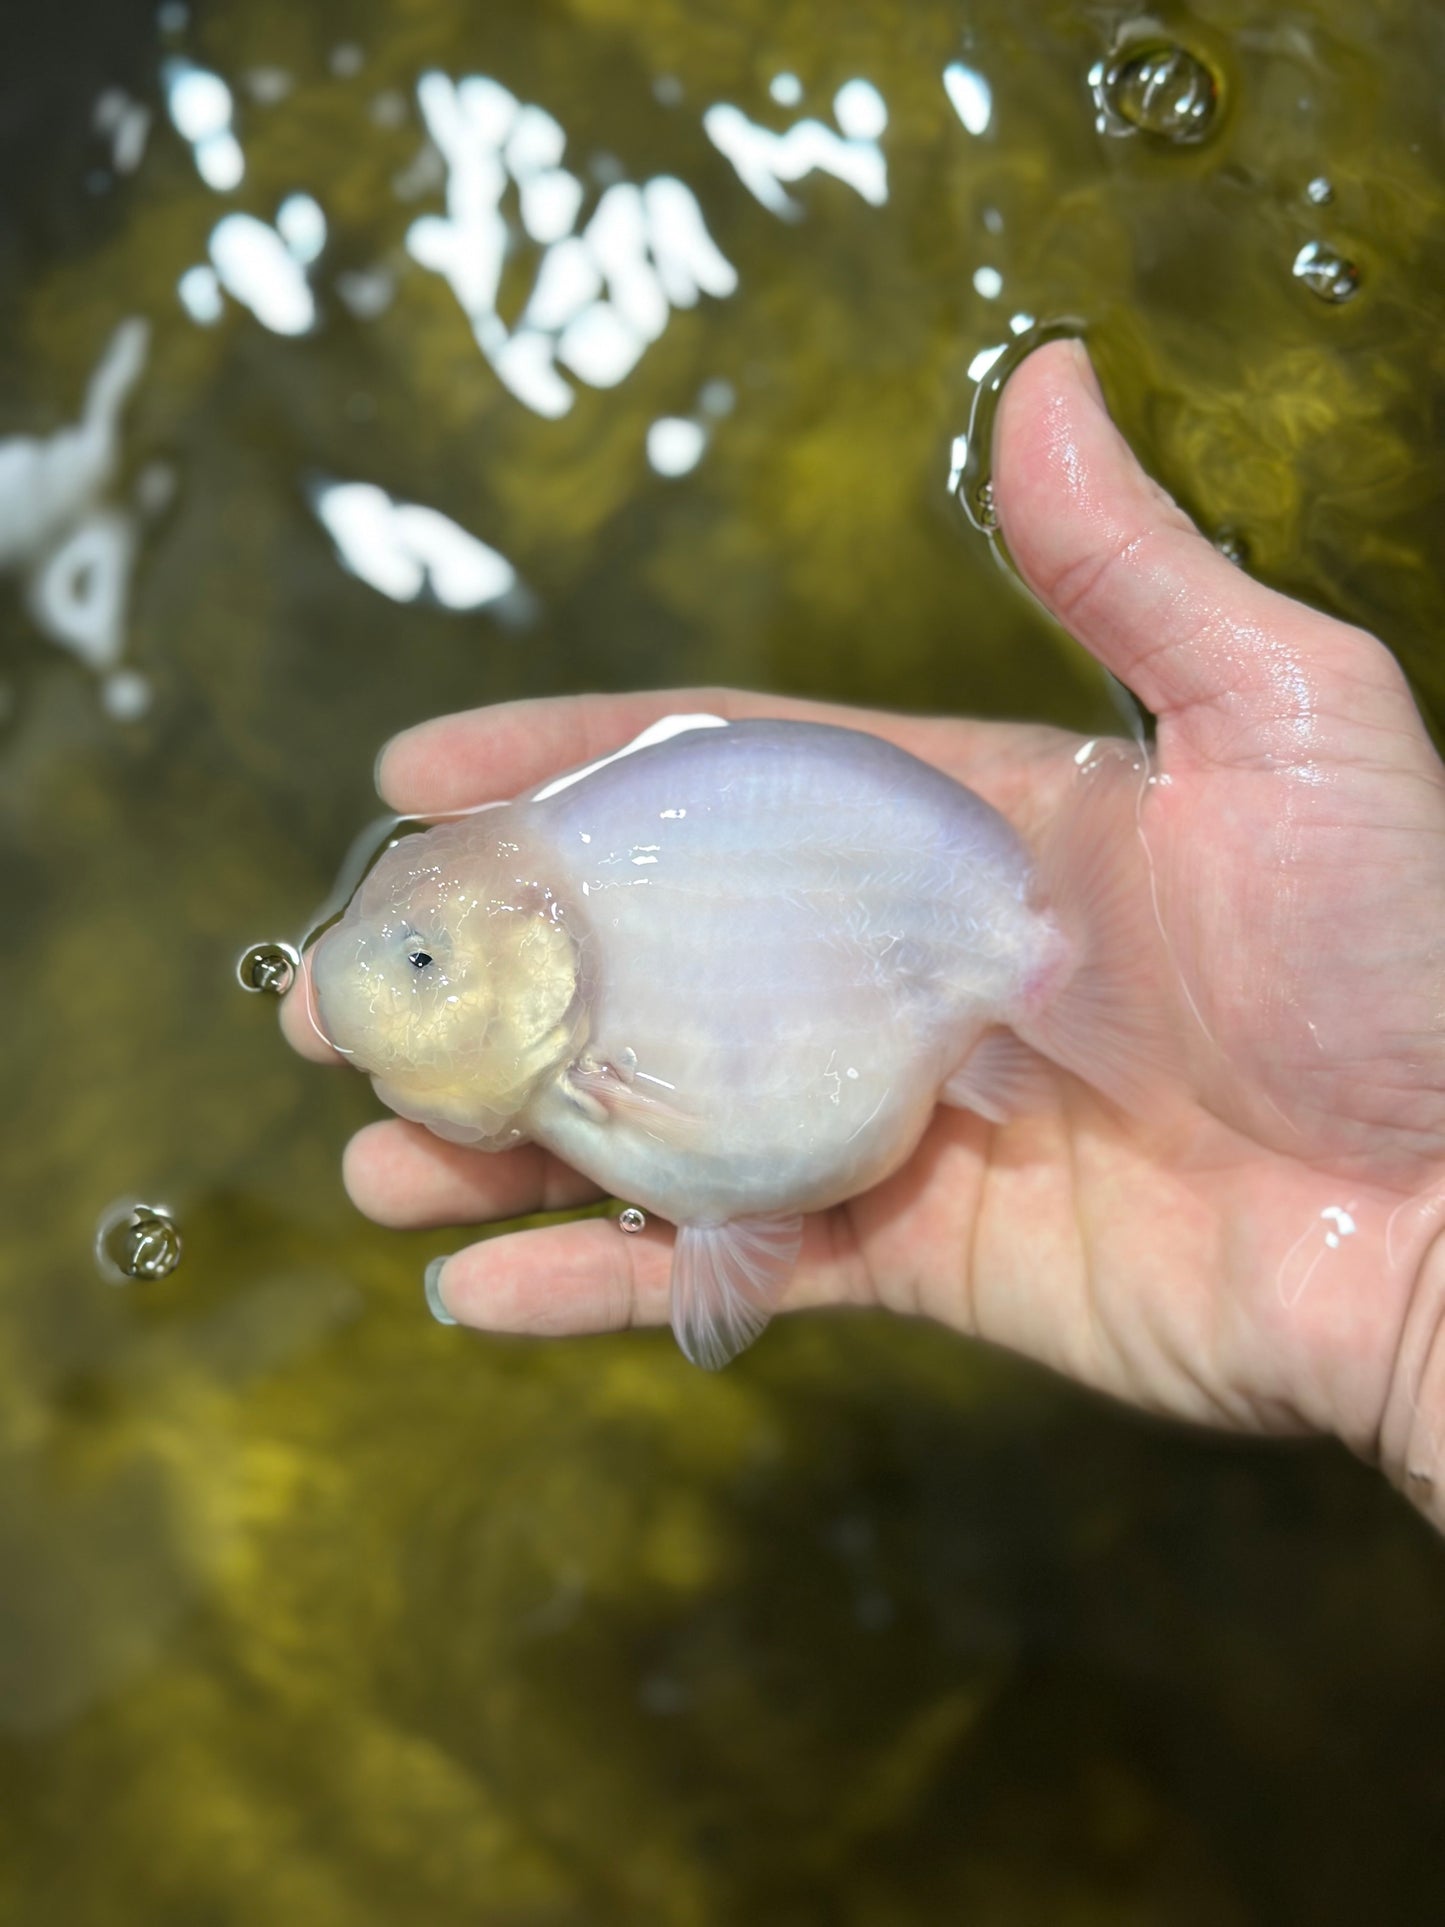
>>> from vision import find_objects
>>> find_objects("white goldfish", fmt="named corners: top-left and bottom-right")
top-left (311, 716), bottom-right (1157, 1368)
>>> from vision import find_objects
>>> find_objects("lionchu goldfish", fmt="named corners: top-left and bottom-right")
top-left (310, 716), bottom-right (1157, 1369)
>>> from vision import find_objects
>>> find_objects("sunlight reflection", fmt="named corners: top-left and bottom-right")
top-left (0, 323), bottom-right (151, 711)
top-left (178, 264), bottom-right (224, 324)
top-left (407, 72), bottom-right (736, 418)
top-left (646, 417), bottom-right (706, 476)
top-left (275, 193), bottom-right (327, 265)
top-left (313, 482), bottom-right (518, 610)
top-left (208, 210), bottom-right (320, 334)
top-left (943, 62), bottom-right (993, 137)
top-left (93, 89), bottom-right (152, 175)
top-left (163, 59), bottom-right (245, 190)
top-left (703, 79), bottom-right (889, 217)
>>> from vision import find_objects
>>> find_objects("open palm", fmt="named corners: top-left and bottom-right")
top-left (285, 340), bottom-right (1445, 1527)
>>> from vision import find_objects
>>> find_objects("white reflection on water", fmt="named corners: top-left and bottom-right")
top-left (208, 211), bottom-right (320, 335)
top-left (93, 89), bottom-right (152, 175)
top-left (178, 264), bottom-right (224, 324)
top-left (943, 62), bottom-right (993, 137)
top-left (275, 193), bottom-right (327, 265)
top-left (703, 79), bottom-right (889, 218)
top-left (335, 267), bottom-right (395, 320)
top-left (163, 60), bottom-right (245, 191)
top-left (313, 482), bottom-right (517, 610)
top-left (0, 322), bottom-right (152, 709)
top-left (407, 72), bottom-right (736, 418)
top-left (646, 417), bottom-right (706, 476)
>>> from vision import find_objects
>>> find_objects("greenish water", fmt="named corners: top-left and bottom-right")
top-left (3, 0), bottom-right (1445, 1919)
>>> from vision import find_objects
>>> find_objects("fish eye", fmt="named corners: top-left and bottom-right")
top-left (407, 950), bottom-right (434, 970)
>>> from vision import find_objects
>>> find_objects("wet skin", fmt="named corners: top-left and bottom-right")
top-left (284, 339), bottom-right (1445, 1533)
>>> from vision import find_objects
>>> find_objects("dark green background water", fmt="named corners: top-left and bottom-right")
top-left (3, 1), bottom-right (1444, 1919)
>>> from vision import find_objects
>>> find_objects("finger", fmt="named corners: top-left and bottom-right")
top-left (427, 1213), bottom-right (868, 1340)
top-left (375, 684), bottom-right (1074, 824)
top-left (428, 1217), bottom-right (674, 1338)
top-left (278, 950), bottom-right (345, 1064)
top-left (342, 1118), bottom-right (604, 1228)
top-left (992, 339), bottom-right (1421, 770)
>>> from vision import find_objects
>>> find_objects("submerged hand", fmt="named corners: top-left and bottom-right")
top-left (284, 340), bottom-right (1445, 1531)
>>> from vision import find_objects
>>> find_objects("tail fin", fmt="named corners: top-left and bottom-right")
top-left (1016, 744), bottom-right (1173, 1117)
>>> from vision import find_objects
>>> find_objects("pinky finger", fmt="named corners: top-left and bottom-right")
top-left (427, 1216), bottom-right (674, 1339)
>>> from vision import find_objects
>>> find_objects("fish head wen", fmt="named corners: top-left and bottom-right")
top-left (311, 816), bottom-right (586, 1148)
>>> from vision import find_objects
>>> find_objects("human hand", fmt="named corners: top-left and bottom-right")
top-left (284, 339), bottom-right (1445, 1531)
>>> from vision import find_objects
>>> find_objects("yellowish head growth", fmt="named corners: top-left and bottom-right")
top-left (311, 816), bottom-right (584, 1147)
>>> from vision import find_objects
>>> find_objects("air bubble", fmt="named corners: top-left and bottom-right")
top-left (1292, 240), bottom-right (1360, 304)
top-left (1095, 43), bottom-right (1219, 143)
top-left (1304, 176), bottom-right (1333, 206)
top-left (618, 1207), bottom-right (647, 1234)
top-left (237, 939), bottom-right (300, 995)
top-left (972, 480), bottom-right (998, 531)
top-left (95, 1201), bottom-right (183, 1282)
top-left (1214, 527), bottom-right (1248, 567)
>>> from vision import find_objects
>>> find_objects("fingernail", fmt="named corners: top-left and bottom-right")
top-left (1069, 338), bottom-right (1107, 412)
top-left (423, 1256), bottom-right (457, 1326)
top-left (372, 734), bottom-right (396, 799)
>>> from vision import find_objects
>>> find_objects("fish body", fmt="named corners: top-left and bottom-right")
top-left (313, 717), bottom-right (1145, 1368)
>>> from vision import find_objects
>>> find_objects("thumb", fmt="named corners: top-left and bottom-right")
top-left (991, 338), bottom-right (1423, 772)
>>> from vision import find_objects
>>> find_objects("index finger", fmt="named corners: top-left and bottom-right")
top-left (373, 686), bottom-right (1071, 820)
top-left (374, 687), bottom-right (869, 815)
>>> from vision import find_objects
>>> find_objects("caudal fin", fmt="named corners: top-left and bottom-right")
top-left (1017, 745), bottom-right (1173, 1116)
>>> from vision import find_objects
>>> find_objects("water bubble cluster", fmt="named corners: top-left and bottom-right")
top-left (236, 939), bottom-right (299, 994)
top-left (94, 1201), bottom-right (183, 1282)
top-left (1092, 42), bottom-right (1219, 144)
top-left (1292, 240), bottom-right (1360, 304)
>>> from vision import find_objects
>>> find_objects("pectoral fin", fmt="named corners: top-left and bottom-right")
top-left (564, 1059), bottom-right (703, 1147)
top-left (670, 1214), bottom-right (803, 1371)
